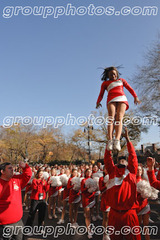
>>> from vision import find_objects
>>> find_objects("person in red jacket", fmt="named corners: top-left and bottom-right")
top-left (96, 66), bottom-right (140, 151)
top-left (104, 127), bottom-right (141, 240)
top-left (81, 169), bottom-right (95, 239)
top-left (0, 161), bottom-right (32, 240)
top-left (147, 157), bottom-right (160, 190)
top-left (26, 168), bottom-right (49, 227)
top-left (136, 164), bottom-right (150, 240)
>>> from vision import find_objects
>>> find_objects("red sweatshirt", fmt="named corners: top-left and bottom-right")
top-left (147, 170), bottom-right (160, 190)
top-left (104, 141), bottom-right (138, 211)
top-left (0, 164), bottom-right (32, 225)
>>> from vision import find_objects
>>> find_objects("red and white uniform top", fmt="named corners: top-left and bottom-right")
top-left (67, 177), bottom-right (80, 204)
top-left (104, 141), bottom-right (139, 211)
top-left (81, 177), bottom-right (95, 208)
top-left (97, 78), bottom-right (137, 110)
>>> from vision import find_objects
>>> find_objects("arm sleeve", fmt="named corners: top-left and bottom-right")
top-left (99, 178), bottom-right (106, 192)
top-left (127, 142), bottom-right (138, 174)
top-left (147, 170), bottom-right (160, 190)
top-left (81, 179), bottom-right (88, 193)
top-left (104, 146), bottom-right (114, 175)
top-left (67, 178), bottom-right (73, 190)
top-left (122, 79), bottom-right (137, 98)
top-left (96, 82), bottom-right (106, 104)
top-left (18, 164), bottom-right (32, 189)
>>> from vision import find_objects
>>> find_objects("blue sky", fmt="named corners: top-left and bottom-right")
top-left (0, 0), bottom-right (159, 148)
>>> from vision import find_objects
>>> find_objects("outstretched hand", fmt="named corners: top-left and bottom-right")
top-left (134, 97), bottom-right (141, 105)
top-left (147, 157), bottom-right (155, 171)
top-left (96, 103), bottom-right (102, 109)
top-left (121, 127), bottom-right (130, 142)
top-left (19, 161), bottom-right (26, 169)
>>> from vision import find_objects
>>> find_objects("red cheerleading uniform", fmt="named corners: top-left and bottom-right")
top-left (147, 170), bottom-right (160, 190)
top-left (81, 177), bottom-right (95, 208)
top-left (99, 176), bottom-right (110, 212)
top-left (136, 176), bottom-right (150, 215)
top-left (30, 178), bottom-right (49, 200)
top-left (97, 78), bottom-right (137, 110)
top-left (67, 177), bottom-right (80, 204)
top-left (104, 142), bottom-right (141, 240)
top-left (0, 164), bottom-right (32, 225)
top-left (63, 186), bottom-right (70, 201)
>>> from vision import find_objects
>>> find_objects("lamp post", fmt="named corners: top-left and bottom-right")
top-left (84, 125), bottom-right (93, 162)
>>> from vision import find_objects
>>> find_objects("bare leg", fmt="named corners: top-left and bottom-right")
top-left (143, 214), bottom-right (150, 240)
top-left (107, 103), bottom-right (116, 140)
top-left (84, 208), bottom-right (91, 229)
top-left (61, 200), bottom-right (67, 220)
top-left (115, 103), bottom-right (126, 140)
top-left (73, 202), bottom-right (80, 223)
top-left (69, 203), bottom-right (74, 224)
top-left (48, 197), bottom-right (53, 216)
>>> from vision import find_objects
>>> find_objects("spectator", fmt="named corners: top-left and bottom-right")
top-left (0, 161), bottom-right (32, 240)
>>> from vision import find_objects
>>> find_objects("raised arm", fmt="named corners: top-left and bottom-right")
top-left (14, 162), bottom-right (32, 189)
top-left (104, 147), bottom-right (114, 175)
top-left (122, 127), bottom-right (138, 174)
top-left (147, 157), bottom-right (160, 190)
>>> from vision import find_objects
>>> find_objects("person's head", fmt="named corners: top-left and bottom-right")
top-left (93, 164), bottom-right (98, 172)
top-left (97, 162), bottom-right (102, 169)
top-left (101, 66), bottom-right (119, 81)
top-left (35, 169), bottom-right (43, 179)
top-left (117, 156), bottom-right (128, 168)
top-left (0, 162), bottom-right (13, 180)
top-left (60, 168), bottom-right (65, 175)
top-left (65, 169), bottom-right (70, 177)
top-left (137, 164), bottom-right (143, 177)
top-left (85, 169), bottom-right (92, 178)
top-left (71, 168), bottom-right (78, 178)
top-left (103, 166), bottom-right (108, 176)
top-left (51, 168), bottom-right (57, 176)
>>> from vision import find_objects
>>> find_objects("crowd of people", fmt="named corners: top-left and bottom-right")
top-left (0, 128), bottom-right (160, 240)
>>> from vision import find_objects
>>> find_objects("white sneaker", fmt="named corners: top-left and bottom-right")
top-left (92, 216), bottom-right (96, 221)
top-left (96, 215), bottom-right (102, 220)
top-left (57, 219), bottom-right (64, 224)
top-left (107, 140), bottom-right (113, 151)
top-left (103, 234), bottom-right (110, 240)
top-left (88, 232), bottom-right (93, 239)
top-left (73, 222), bottom-right (79, 227)
top-left (114, 139), bottom-right (121, 151)
top-left (25, 206), bottom-right (29, 210)
top-left (53, 214), bottom-right (58, 219)
top-left (57, 207), bottom-right (62, 212)
top-left (149, 218), bottom-right (154, 223)
top-left (48, 214), bottom-right (52, 219)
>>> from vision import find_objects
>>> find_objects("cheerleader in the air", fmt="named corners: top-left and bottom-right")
top-left (96, 66), bottom-right (140, 151)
